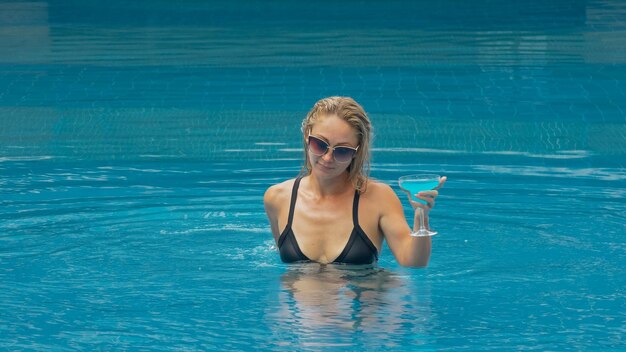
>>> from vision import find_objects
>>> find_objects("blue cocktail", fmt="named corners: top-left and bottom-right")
top-left (398, 174), bottom-right (441, 237)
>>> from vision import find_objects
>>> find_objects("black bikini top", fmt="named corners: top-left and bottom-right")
top-left (277, 177), bottom-right (378, 265)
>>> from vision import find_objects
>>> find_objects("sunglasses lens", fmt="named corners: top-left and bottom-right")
top-left (333, 147), bottom-right (356, 163)
top-left (308, 136), bottom-right (328, 156)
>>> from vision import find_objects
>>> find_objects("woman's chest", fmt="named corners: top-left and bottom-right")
top-left (281, 195), bottom-right (382, 261)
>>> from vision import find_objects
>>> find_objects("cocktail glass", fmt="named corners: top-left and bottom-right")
top-left (398, 174), bottom-right (441, 237)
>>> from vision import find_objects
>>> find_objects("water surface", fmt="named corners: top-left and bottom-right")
top-left (1, 1), bottom-right (625, 350)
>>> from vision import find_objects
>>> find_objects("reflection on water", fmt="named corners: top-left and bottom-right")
top-left (266, 264), bottom-right (433, 349)
top-left (1, 0), bottom-right (625, 350)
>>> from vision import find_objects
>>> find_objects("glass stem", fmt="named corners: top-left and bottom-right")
top-left (418, 207), bottom-right (426, 231)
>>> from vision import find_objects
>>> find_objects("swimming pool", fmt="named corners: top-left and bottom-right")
top-left (1, 0), bottom-right (625, 350)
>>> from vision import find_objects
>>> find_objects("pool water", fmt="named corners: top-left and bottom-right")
top-left (1, 1), bottom-right (625, 350)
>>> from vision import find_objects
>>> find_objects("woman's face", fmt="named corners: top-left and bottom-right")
top-left (306, 114), bottom-right (359, 178)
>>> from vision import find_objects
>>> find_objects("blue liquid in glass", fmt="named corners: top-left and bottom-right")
top-left (399, 180), bottom-right (440, 204)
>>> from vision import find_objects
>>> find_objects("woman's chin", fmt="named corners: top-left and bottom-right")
top-left (313, 163), bottom-right (348, 178)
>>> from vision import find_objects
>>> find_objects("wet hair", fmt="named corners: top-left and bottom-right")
top-left (301, 96), bottom-right (372, 192)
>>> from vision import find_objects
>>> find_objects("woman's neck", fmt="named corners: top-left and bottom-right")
top-left (306, 172), bottom-right (352, 198)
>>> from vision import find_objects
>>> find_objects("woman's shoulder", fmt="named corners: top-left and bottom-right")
top-left (361, 179), bottom-right (397, 200)
top-left (359, 179), bottom-right (402, 218)
top-left (264, 178), bottom-right (297, 208)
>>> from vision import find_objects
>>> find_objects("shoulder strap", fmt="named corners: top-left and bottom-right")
top-left (352, 190), bottom-right (379, 260)
top-left (352, 190), bottom-right (360, 227)
top-left (287, 177), bottom-right (303, 226)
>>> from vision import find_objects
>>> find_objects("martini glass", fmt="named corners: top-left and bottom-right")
top-left (398, 174), bottom-right (441, 237)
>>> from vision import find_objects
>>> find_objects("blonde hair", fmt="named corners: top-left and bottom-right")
top-left (301, 96), bottom-right (372, 192)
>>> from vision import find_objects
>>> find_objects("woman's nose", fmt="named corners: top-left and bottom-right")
top-left (322, 149), bottom-right (334, 162)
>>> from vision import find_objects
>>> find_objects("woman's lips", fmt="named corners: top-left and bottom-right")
top-left (317, 162), bottom-right (334, 171)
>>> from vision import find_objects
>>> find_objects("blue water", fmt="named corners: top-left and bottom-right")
top-left (1, 0), bottom-right (625, 350)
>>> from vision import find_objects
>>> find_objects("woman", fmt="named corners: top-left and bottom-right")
top-left (264, 97), bottom-right (446, 267)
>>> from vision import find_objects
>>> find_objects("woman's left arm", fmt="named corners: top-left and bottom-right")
top-left (379, 177), bottom-right (446, 267)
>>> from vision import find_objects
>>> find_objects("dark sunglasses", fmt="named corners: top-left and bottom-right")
top-left (307, 135), bottom-right (359, 163)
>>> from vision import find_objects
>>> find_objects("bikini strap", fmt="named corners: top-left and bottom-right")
top-left (287, 177), bottom-right (303, 226)
top-left (352, 190), bottom-right (379, 261)
top-left (352, 190), bottom-right (360, 227)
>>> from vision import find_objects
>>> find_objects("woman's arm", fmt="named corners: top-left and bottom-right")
top-left (263, 180), bottom-right (293, 243)
top-left (378, 177), bottom-right (446, 267)
top-left (264, 184), bottom-right (282, 242)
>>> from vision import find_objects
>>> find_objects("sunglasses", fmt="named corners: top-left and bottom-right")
top-left (307, 135), bottom-right (359, 163)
